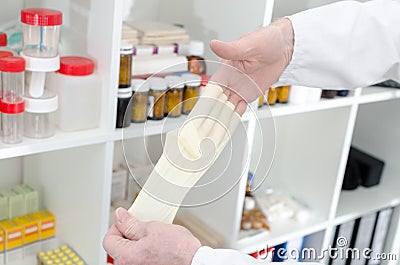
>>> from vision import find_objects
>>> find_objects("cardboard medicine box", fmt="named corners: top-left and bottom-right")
top-left (13, 215), bottom-right (39, 245)
top-left (0, 220), bottom-right (23, 250)
top-left (29, 210), bottom-right (55, 240)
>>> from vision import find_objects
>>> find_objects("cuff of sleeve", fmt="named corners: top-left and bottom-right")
top-left (191, 246), bottom-right (214, 265)
top-left (275, 15), bottom-right (306, 87)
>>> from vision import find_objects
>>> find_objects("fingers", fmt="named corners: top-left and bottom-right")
top-left (103, 224), bottom-right (137, 262)
top-left (210, 39), bottom-right (250, 61)
top-left (114, 207), bottom-right (148, 241)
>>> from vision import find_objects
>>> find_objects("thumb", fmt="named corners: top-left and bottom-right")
top-left (114, 207), bottom-right (147, 240)
top-left (210, 36), bottom-right (253, 61)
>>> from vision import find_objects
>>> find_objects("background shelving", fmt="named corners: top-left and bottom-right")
top-left (1, 0), bottom-right (400, 264)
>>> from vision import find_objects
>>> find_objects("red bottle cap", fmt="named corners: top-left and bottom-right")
top-left (21, 8), bottom-right (62, 26)
top-left (0, 32), bottom-right (7, 46)
top-left (0, 100), bottom-right (25, 114)
top-left (58, 56), bottom-right (95, 76)
top-left (0, 56), bottom-right (25, 72)
top-left (0, 51), bottom-right (13, 58)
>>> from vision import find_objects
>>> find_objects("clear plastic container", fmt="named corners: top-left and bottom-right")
top-left (181, 73), bottom-right (201, 114)
top-left (165, 76), bottom-right (184, 117)
top-left (131, 79), bottom-right (149, 123)
top-left (0, 56), bottom-right (25, 104)
top-left (0, 101), bottom-right (24, 144)
top-left (21, 52), bottom-right (60, 98)
top-left (46, 56), bottom-right (101, 131)
top-left (24, 91), bottom-right (58, 139)
top-left (21, 8), bottom-right (62, 58)
top-left (0, 32), bottom-right (13, 53)
top-left (148, 77), bottom-right (167, 120)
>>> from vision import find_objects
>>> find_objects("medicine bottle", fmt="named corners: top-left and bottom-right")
top-left (258, 95), bottom-right (264, 108)
top-left (148, 77), bottom-right (167, 120)
top-left (46, 56), bottom-right (101, 131)
top-left (20, 8), bottom-right (62, 58)
top-left (277, 86), bottom-right (290, 103)
top-left (321, 89), bottom-right (337, 99)
top-left (266, 87), bottom-right (277, 105)
top-left (24, 91), bottom-right (58, 139)
top-left (119, 42), bottom-right (133, 88)
top-left (0, 55), bottom-right (25, 144)
top-left (131, 79), bottom-right (149, 123)
top-left (181, 73), bottom-right (201, 114)
top-left (165, 76), bottom-right (184, 117)
top-left (0, 33), bottom-right (13, 53)
top-left (337, 90), bottom-right (349, 97)
top-left (116, 88), bottom-right (132, 128)
top-left (187, 40), bottom-right (206, 75)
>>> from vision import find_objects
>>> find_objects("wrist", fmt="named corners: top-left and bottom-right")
top-left (271, 18), bottom-right (295, 67)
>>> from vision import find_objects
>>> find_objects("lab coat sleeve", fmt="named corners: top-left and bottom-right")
top-left (277, 0), bottom-right (400, 88)
top-left (191, 246), bottom-right (320, 265)
top-left (191, 246), bottom-right (265, 265)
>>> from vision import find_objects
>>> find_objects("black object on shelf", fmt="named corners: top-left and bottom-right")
top-left (342, 146), bottom-right (385, 190)
top-left (373, 79), bottom-right (400, 88)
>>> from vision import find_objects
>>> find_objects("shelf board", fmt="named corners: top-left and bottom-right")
top-left (335, 179), bottom-right (400, 226)
top-left (254, 96), bottom-right (355, 119)
top-left (235, 216), bottom-right (328, 254)
top-left (359, 86), bottom-right (400, 104)
top-left (0, 128), bottom-right (112, 160)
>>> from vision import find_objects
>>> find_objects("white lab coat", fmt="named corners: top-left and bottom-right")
top-left (191, 0), bottom-right (400, 264)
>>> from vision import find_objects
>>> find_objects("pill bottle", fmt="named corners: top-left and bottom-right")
top-left (20, 8), bottom-right (62, 58)
top-left (24, 91), bottom-right (57, 138)
top-left (0, 100), bottom-right (24, 144)
top-left (187, 40), bottom-right (206, 75)
top-left (116, 88), bottom-right (132, 128)
top-left (337, 90), bottom-right (349, 97)
top-left (165, 75), bottom-right (184, 117)
top-left (131, 79), bottom-right (149, 123)
top-left (0, 33), bottom-right (13, 53)
top-left (181, 73), bottom-right (201, 114)
top-left (46, 56), bottom-right (101, 131)
top-left (258, 94), bottom-right (264, 108)
top-left (0, 56), bottom-right (25, 103)
top-left (321, 89), bottom-right (337, 99)
top-left (119, 42), bottom-right (133, 88)
top-left (277, 86), bottom-right (290, 103)
top-left (266, 87), bottom-right (277, 105)
top-left (148, 77), bottom-right (167, 120)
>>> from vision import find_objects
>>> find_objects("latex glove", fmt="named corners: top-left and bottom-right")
top-left (103, 208), bottom-right (201, 265)
top-left (210, 18), bottom-right (294, 108)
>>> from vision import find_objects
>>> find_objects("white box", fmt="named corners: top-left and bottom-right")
top-left (111, 168), bottom-right (128, 202)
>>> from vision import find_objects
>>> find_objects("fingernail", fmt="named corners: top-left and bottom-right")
top-left (116, 207), bottom-right (130, 224)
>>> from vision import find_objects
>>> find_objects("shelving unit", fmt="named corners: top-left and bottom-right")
top-left (1, 0), bottom-right (400, 265)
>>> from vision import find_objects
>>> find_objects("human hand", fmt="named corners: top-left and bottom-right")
top-left (103, 207), bottom-right (202, 265)
top-left (209, 18), bottom-right (294, 114)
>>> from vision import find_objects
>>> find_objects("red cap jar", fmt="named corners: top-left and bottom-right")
top-left (0, 56), bottom-right (25, 104)
top-left (21, 8), bottom-right (63, 58)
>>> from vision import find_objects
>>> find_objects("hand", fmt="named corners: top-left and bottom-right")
top-left (103, 208), bottom-right (202, 265)
top-left (209, 18), bottom-right (294, 114)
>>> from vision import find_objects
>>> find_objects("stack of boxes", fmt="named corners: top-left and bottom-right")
top-left (0, 184), bottom-right (55, 264)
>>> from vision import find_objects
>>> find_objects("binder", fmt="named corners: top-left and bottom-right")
top-left (350, 212), bottom-right (377, 265)
top-left (330, 220), bottom-right (356, 265)
top-left (368, 208), bottom-right (393, 265)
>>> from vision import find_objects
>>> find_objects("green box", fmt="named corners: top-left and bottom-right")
top-left (1, 189), bottom-right (24, 219)
top-left (0, 191), bottom-right (9, 221)
top-left (12, 184), bottom-right (39, 214)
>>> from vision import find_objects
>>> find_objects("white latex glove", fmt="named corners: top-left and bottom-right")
top-left (210, 18), bottom-right (294, 110)
top-left (103, 207), bottom-right (201, 265)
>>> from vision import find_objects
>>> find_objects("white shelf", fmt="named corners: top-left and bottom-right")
top-left (359, 86), bottom-right (400, 104)
top-left (0, 129), bottom-right (112, 160)
top-left (236, 216), bottom-right (328, 254)
top-left (335, 183), bottom-right (400, 226)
